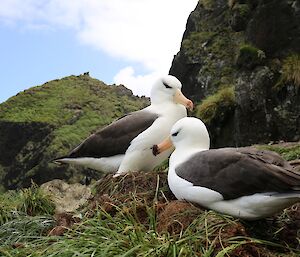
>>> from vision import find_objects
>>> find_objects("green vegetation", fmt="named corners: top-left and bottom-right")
top-left (229, 3), bottom-right (251, 32)
top-left (200, 0), bottom-right (215, 10)
top-left (18, 183), bottom-right (55, 216)
top-left (0, 74), bottom-right (149, 189)
top-left (182, 29), bottom-right (239, 64)
top-left (0, 74), bottom-right (147, 135)
top-left (256, 143), bottom-right (300, 161)
top-left (0, 171), bottom-right (299, 256)
top-left (281, 54), bottom-right (300, 86)
top-left (0, 75), bottom-right (147, 130)
top-left (0, 183), bottom-right (55, 225)
top-left (196, 86), bottom-right (236, 124)
top-left (0, 215), bottom-right (55, 248)
top-left (0, 206), bottom-right (236, 256)
top-left (182, 31), bottom-right (216, 58)
top-left (43, 76), bottom-right (148, 162)
top-left (181, 25), bottom-right (241, 93)
top-left (232, 4), bottom-right (250, 18)
top-left (236, 44), bottom-right (266, 69)
top-left (275, 54), bottom-right (300, 89)
top-left (0, 191), bottom-right (20, 225)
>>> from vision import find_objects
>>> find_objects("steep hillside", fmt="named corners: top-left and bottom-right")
top-left (170, 0), bottom-right (300, 147)
top-left (0, 74), bottom-right (149, 190)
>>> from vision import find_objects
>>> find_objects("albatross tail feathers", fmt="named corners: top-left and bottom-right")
top-left (51, 155), bottom-right (71, 165)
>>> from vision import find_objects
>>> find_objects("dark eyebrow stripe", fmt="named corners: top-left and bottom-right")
top-left (163, 82), bottom-right (172, 89)
top-left (172, 129), bottom-right (180, 136)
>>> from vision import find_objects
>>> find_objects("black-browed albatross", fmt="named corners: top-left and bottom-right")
top-left (152, 117), bottom-right (300, 220)
top-left (53, 75), bottom-right (193, 176)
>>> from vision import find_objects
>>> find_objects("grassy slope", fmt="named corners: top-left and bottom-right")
top-left (0, 74), bottom-right (148, 156)
top-left (0, 74), bottom-right (149, 189)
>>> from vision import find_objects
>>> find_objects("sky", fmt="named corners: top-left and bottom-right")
top-left (0, 0), bottom-right (198, 103)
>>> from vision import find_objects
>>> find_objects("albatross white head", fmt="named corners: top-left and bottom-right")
top-left (150, 75), bottom-right (193, 111)
top-left (153, 117), bottom-right (210, 157)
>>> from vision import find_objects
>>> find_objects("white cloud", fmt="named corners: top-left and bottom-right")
top-left (77, 0), bottom-right (198, 71)
top-left (113, 66), bottom-right (163, 96)
top-left (0, 0), bottom-right (198, 95)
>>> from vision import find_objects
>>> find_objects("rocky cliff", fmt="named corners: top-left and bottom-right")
top-left (170, 0), bottom-right (300, 147)
top-left (0, 74), bottom-right (149, 190)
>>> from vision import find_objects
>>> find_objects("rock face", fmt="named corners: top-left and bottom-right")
top-left (0, 74), bottom-right (149, 190)
top-left (170, 0), bottom-right (300, 147)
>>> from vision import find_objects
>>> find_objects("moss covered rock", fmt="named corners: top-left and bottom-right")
top-left (236, 44), bottom-right (265, 69)
top-left (170, 0), bottom-right (300, 147)
top-left (196, 86), bottom-right (236, 146)
top-left (230, 3), bottom-right (251, 32)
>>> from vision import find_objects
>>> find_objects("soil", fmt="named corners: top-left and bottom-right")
top-left (156, 201), bottom-right (202, 234)
top-left (48, 212), bottom-right (81, 236)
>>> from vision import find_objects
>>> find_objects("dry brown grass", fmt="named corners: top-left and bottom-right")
top-left (281, 54), bottom-right (300, 87)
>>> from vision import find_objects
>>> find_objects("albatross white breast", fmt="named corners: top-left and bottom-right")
top-left (53, 75), bottom-right (193, 176)
top-left (153, 117), bottom-right (300, 220)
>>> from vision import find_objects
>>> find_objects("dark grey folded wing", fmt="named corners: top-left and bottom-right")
top-left (63, 110), bottom-right (159, 159)
top-left (175, 147), bottom-right (300, 200)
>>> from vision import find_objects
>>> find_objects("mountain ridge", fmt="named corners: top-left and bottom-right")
top-left (0, 74), bottom-right (149, 190)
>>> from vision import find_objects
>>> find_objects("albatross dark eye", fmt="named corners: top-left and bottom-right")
top-left (172, 131), bottom-right (179, 137)
top-left (163, 82), bottom-right (172, 89)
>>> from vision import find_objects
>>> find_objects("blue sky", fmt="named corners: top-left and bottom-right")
top-left (0, 0), bottom-right (198, 103)
top-left (0, 24), bottom-right (129, 102)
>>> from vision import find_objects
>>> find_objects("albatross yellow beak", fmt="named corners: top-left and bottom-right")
top-left (152, 136), bottom-right (173, 156)
top-left (174, 89), bottom-right (194, 111)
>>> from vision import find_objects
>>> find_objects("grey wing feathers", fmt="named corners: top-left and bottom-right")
top-left (67, 110), bottom-right (159, 158)
top-left (175, 147), bottom-right (300, 200)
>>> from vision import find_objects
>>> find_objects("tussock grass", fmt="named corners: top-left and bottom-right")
top-left (196, 86), bottom-right (236, 125)
top-left (236, 44), bottom-right (266, 69)
top-left (18, 183), bottom-right (55, 216)
top-left (0, 191), bottom-right (21, 225)
top-left (281, 54), bottom-right (300, 87)
top-left (0, 202), bottom-right (242, 256)
top-left (2, 200), bottom-right (297, 256)
top-left (0, 215), bottom-right (55, 246)
top-left (1, 172), bottom-right (299, 256)
top-left (0, 183), bottom-right (55, 225)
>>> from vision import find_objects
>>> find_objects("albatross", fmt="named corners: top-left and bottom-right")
top-left (152, 117), bottom-right (300, 220)
top-left (53, 75), bottom-right (193, 176)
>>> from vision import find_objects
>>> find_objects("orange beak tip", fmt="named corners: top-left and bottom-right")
top-left (187, 101), bottom-right (194, 111)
